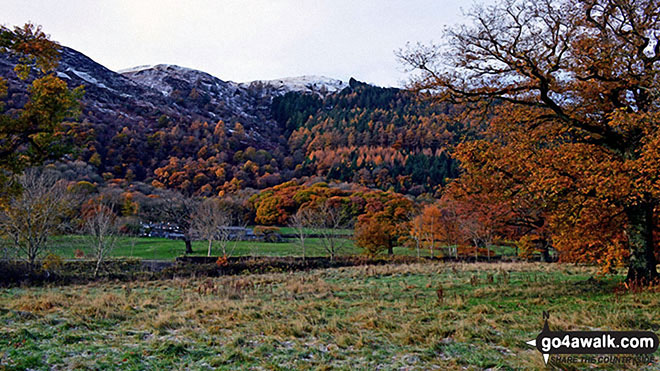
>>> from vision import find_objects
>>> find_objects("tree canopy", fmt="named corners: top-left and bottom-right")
top-left (0, 24), bottom-right (82, 193)
top-left (400, 0), bottom-right (660, 281)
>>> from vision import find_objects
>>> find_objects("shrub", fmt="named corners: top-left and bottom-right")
top-left (42, 253), bottom-right (63, 272)
top-left (216, 256), bottom-right (228, 267)
top-left (253, 226), bottom-right (281, 242)
top-left (253, 226), bottom-right (281, 235)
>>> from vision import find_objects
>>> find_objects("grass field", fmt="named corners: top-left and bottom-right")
top-left (1, 262), bottom-right (658, 370)
top-left (49, 235), bottom-right (362, 260)
top-left (46, 235), bottom-right (517, 260)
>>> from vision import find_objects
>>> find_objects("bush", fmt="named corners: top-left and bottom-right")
top-left (253, 226), bottom-right (282, 242)
top-left (42, 253), bottom-right (63, 272)
top-left (253, 226), bottom-right (281, 235)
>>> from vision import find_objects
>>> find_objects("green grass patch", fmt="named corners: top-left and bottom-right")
top-left (47, 235), bottom-right (502, 260)
top-left (48, 235), bottom-right (363, 260)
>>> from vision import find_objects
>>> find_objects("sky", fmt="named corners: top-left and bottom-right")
top-left (3, 0), bottom-right (475, 87)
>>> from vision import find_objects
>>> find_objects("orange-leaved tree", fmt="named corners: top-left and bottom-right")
top-left (0, 24), bottom-right (83, 182)
top-left (355, 192), bottom-right (416, 255)
top-left (399, 0), bottom-right (660, 281)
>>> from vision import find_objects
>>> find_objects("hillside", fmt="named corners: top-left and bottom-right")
top-left (0, 45), bottom-right (460, 196)
top-left (276, 79), bottom-right (460, 195)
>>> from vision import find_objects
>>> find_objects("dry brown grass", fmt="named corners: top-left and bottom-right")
top-left (0, 262), bottom-right (657, 370)
top-left (12, 292), bottom-right (68, 313)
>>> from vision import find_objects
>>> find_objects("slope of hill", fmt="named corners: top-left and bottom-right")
top-left (118, 64), bottom-right (267, 123)
top-left (1, 46), bottom-right (167, 126)
top-left (1, 46), bottom-right (279, 140)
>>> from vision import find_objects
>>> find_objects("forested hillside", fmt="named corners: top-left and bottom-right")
top-left (0, 46), bottom-right (461, 197)
top-left (276, 79), bottom-right (460, 195)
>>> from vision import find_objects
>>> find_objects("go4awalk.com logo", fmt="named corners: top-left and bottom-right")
top-left (526, 312), bottom-right (658, 366)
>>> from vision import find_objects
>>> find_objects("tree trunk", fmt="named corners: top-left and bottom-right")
top-left (625, 203), bottom-right (658, 282)
top-left (533, 235), bottom-right (552, 263)
top-left (94, 245), bottom-right (103, 278)
top-left (184, 239), bottom-right (193, 254)
top-left (207, 239), bottom-right (212, 257)
top-left (539, 237), bottom-right (552, 263)
top-left (541, 247), bottom-right (551, 263)
top-left (94, 257), bottom-right (102, 278)
top-left (387, 245), bottom-right (393, 255)
top-left (28, 255), bottom-right (37, 272)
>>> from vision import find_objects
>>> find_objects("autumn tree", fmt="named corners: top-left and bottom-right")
top-left (444, 164), bottom-right (552, 261)
top-left (355, 215), bottom-right (394, 255)
top-left (409, 197), bottom-right (508, 259)
top-left (410, 204), bottom-right (449, 257)
top-left (0, 168), bottom-right (73, 266)
top-left (0, 24), bottom-right (82, 194)
top-left (400, 0), bottom-right (660, 281)
top-left (355, 192), bottom-right (416, 255)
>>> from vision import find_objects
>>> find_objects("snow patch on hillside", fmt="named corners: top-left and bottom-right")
top-left (244, 75), bottom-right (348, 96)
top-left (117, 64), bottom-right (200, 75)
top-left (119, 64), bottom-right (233, 97)
top-left (66, 67), bottom-right (113, 91)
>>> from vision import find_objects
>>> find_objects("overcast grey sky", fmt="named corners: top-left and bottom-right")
top-left (3, 0), bottom-right (474, 87)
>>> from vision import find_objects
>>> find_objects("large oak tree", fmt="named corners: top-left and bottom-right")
top-left (400, 0), bottom-right (660, 281)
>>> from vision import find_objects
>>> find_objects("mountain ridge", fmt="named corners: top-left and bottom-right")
top-left (117, 64), bottom-right (349, 96)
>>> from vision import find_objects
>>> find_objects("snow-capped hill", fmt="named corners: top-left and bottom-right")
top-left (117, 64), bottom-right (198, 74)
top-left (118, 63), bottom-right (279, 143)
top-left (119, 63), bottom-right (347, 99)
top-left (244, 75), bottom-right (348, 96)
top-left (119, 64), bottom-right (233, 97)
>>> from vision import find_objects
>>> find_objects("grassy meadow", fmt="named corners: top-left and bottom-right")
top-left (48, 235), bottom-right (362, 260)
top-left (45, 235), bottom-right (517, 261)
top-left (1, 262), bottom-right (658, 370)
